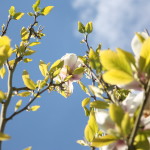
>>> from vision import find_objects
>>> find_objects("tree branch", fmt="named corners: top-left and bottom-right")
top-left (1, 16), bottom-right (11, 36)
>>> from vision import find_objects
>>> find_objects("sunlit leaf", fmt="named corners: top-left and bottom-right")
top-left (91, 135), bottom-right (118, 147)
top-left (24, 50), bottom-right (36, 56)
top-left (0, 90), bottom-right (6, 102)
top-left (23, 146), bottom-right (32, 150)
top-left (89, 85), bottom-right (103, 98)
top-left (109, 104), bottom-right (124, 128)
top-left (23, 58), bottom-right (32, 63)
top-left (18, 91), bottom-right (31, 97)
top-left (30, 105), bottom-right (40, 111)
top-left (0, 132), bottom-right (11, 141)
top-left (90, 101), bottom-right (109, 109)
top-left (85, 22), bottom-right (93, 34)
top-left (41, 6), bottom-right (54, 16)
top-left (21, 27), bottom-right (29, 41)
top-left (39, 60), bottom-right (48, 77)
top-left (73, 67), bottom-right (84, 75)
top-left (29, 42), bottom-right (41, 46)
top-left (9, 6), bottom-right (16, 16)
top-left (78, 81), bottom-right (90, 95)
top-left (0, 66), bottom-right (6, 79)
top-left (15, 100), bottom-right (22, 111)
top-left (78, 21), bottom-right (85, 33)
top-left (32, 0), bottom-right (40, 12)
top-left (103, 69), bottom-right (134, 85)
top-left (76, 140), bottom-right (88, 146)
top-left (22, 70), bottom-right (36, 90)
top-left (13, 12), bottom-right (24, 20)
top-left (82, 97), bottom-right (90, 107)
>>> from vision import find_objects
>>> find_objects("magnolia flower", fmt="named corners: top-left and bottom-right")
top-left (95, 91), bottom-right (150, 150)
top-left (58, 53), bottom-right (83, 97)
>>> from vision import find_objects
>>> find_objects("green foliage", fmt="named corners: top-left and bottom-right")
top-left (18, 92), bottom-right (31, 97)
top-left (32, 0), bottom-right (41, 12)
top-left (41, 6), bottom-right (54, 16)
top-left (90, 101), bottom-right (109, 109)
top-left (0, 90), bottom-right (6, 103)
top-left (82, 97), bottom-right (90, 107)
top-left (15, 100), bottom-right (22, 111)
top-left (22, 70), bottom-right (37, 90)
top-left (21, 27), bottom-right (29, 41)
top-left (23, 146), bottom-right (32, 150)
top-left (0, 132), bottom-right (11, 141)
top-left (0, 66), bottom-right (6, 79)
top-left (91, 135), bottom-right (118, 147)
top-left (30, 105), bottom-right (40, 111)
top-left (85, 22), bottom-right (93, 34)
top-left (78, 21), bottom-right (85, 33)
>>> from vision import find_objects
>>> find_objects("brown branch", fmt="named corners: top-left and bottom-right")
top-left (1, 16), bottom-right (11, 36)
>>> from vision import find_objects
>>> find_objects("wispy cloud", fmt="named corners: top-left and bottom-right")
top-left (72, 0), bottom-right (150, 50)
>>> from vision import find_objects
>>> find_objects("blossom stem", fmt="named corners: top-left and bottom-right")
top-left (128, 80), bottom-right (150, 149)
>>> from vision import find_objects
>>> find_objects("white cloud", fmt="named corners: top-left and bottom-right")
top-left (72, 0), bottom-right (150, 51)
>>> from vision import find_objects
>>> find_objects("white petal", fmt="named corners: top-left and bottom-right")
top-left (131, 32), bottom-right (149, 58)
top-left (95, 110), bottom-right (114, 133)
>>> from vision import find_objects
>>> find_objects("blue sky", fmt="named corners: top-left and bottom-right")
top-left (1, 0), bottom-right (150, 150)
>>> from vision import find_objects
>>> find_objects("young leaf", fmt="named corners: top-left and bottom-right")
top-left (32, 0), bottom-right (41, 12)
top-left (13, 12), bottom-right (24, 20)
top-left (0, 90), bottom-right (6, 102)
top-left (91, 135), bottom-right (118, 147)
top-left (103, 69), bottom-right (134, 85)
top-left (109, 104), bottom-right (124, 128)
top-left (41, 6), bottom-right (54, 16)
top-left (27, 12), bottom-right (34, 16)
top-left (73, 67), bottom-right (84, 75)
top-left (15, 100), bottom-right (22, 111)
top-left (29, 42), bottom-right (40, 46)
top-left (90, 101), bottom-right (109, 109)
top-left (21, 27), bottom-right (29, 41)
top-left (23, 58), bottom-right (32, 63)
top-left (121, 112), bottom-right (131, 136)
top-left (89, 85), bottom-right (103, 98)
top-left (24, 50), bottom-right (36, 56)
top-left (85, 22), bottom-right (93, 34)
top-left (0, 66), bottom-right (6, 79)
top-left (82, 97), bottom-right (90, 107)
top-left (89, 48), bottom-right (101, 73)
top-left (0, 132), bottom-right (11, 141)
top-left (39, 60), bottom-right (48, 77)
top-left (18, 91), bottom-right (31, 97)
top-left (78, 81), bottom-right (90, 95)
top-left (23, 146), bottom-right (32, 150)
top-left (30, 105), bottom-right (40, 111)
top-left (9, 6), bottom-right (16, 16)
top-left (22, 70), bottom-right (36, 90)
top-left (78, 21), bottom-right (85, 33)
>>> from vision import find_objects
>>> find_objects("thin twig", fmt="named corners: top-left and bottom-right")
top-left (1, 16), bottom-right (11, 36)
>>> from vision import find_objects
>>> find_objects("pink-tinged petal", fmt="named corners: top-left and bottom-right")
top-left (119, 79), bottom-right (142, 91)
top-left (131, 32), bottom-right (149, 59)
top-left (100, 142), bottom-right (116, 150)
top-left (95, 110), bottom-right (115, 133)
top-left (65, 81), bottom-right (74, 97)
top-left (71, 73), bottom-right (83, 82)
top-left (61, 53), bottom-right (78, 70)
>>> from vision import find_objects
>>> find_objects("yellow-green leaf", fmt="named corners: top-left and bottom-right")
top-left (89, 48), bottom-right (101, 72)
top-left (85, 22), bottom-right (93, 34)
top-left (0, 90), bottom-right (6, 102)
top-left (91, 135), bottom-right (118, 147)
top-left (53, 68), bottom-right (61, 78)
top-left (32, 0), bottom-right (40, 12)
top-left (0, 132), bottom-right (11, 141)
top-left (15, 100), bottom-right (22, 111)
top-left (64, 75), bottom-right (72, 82)
top-left (21, 27), bottom-right (29, 41)
top-left (84, 124), bottom-right (95, 142)
top-left (18, 91), bottom-right (31, 97)
top-left (29, 42), bottom-right (41, 46)
top-left (109, 104), bottom-right (124, 128)
top-left (23, 58), bottom-right (32, 63)
top-left (41, 6), bottom-right (54, 16)
top-left (24, 50), bottom-right (36, 56)
top-left (78, 81), bottom-right (90, 95)
top-left (39, 60), bottom-right (48, 77)
top-left (90, 101), bottom-right (109, 109)
top-left (13, 12), bottom-right (24, 20)
top-left (73, 67), bottom-right (84, 75)
top-left (89, 85), bottom-right (103, 98)
top-left (100, 49), bottom-right (133, 75)
top-left (50, 59), bottom-right (64, 73)
top-left (76, 140), bottom-right (88, 146)
top-left (22, 70), bottom-right (36, 90)
top-left (9, 6), bottom-right (16, 16)
top-left (139, 37), bottom-right (150, 74)
top-left (103, 69), bottom-right (134, 85)
top-left (82, 97), bottom-right (90, 107)
top-left (78, 21), bottom-right (85, 33)
top-left (0, 66), bottom-right (6, 79)
top-left (30, 105), bottom-right (40, 111)
top-left (23, 146), bottom-right (32, 150)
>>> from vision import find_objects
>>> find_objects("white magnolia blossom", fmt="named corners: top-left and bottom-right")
top-left (59, 53), bottom-right (83, 96)
top-left (95, 91), bottom-right (150, 150)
